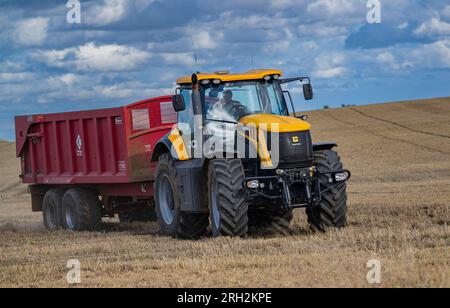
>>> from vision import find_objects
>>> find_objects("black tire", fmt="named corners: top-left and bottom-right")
top-left (62, 188), bottom-right (102, 231)
top-left (249, 209), bottom-right (293, 235)
top-left (42, 189), bottom-right (65, 231)
top-left (208, 159), bottom-right (248, 237)
top-left (154, 154), bottom-right (208, 239)
top-left (307, 150), bottom-right (348, 232)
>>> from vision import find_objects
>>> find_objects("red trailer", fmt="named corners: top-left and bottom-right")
top-left (15, 96), bottom-right (177, 229)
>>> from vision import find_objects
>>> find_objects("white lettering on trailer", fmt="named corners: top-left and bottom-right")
top-left (115, 116), bottom-right (123, 125)
top-left (76, 134), bottom-right (83, 157)
top-left (117, 161), bottom-right (126, 172)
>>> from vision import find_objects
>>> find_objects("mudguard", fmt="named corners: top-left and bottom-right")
top-left (313, 142), bottom-right (338, 152)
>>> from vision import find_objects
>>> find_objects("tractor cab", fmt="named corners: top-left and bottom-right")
top-left (174, 69), bottom-right (313, 125)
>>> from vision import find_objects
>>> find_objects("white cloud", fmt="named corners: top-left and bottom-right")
top-left (270, 0), bottom-right (306, 10)
top-left (13, 18), bottom-right (49, 46)
top-left (414, 17), bottom-right (450, 37)
top-left (94, 82), bottom-right (172, 99)
top-left (307, 0), bottom-right (358, 18)
top-left (0, 72), bottom-right (35, 83)
top-left (192, 31), bottom-right (222, 49)
top-left (313, 67), bottom-right (347, 79)
top-left (410, 40), bottom-right (450, 69)
top-left (59, 74), bottom-right (78, 85)
top-left (85, 0), bottom-right (128, 26)
top-left (36, 43), bottom-right (151, 72)
top-left (398, 22), bottom-right (409, 30)
top-left (443, 6), bottom-right (450, 19)
top-left (312, 52), bottom-right (348, 79)
top-left (161, 52), bottom-right (198, 67)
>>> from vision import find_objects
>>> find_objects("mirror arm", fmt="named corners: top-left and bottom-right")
top-left (283, 90), bottom-right (297, 117)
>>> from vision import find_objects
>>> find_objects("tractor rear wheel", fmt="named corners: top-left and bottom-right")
top-left (307, 150), bottom-right (348, 232)
top-left (154, 154), bottom-right (208, 239)
top-left (208, 159), bottom-right (248, 237)
top-left (43, 189), bottom-right (65, 231)
top-left (62, 188), bottom-right (102, 231)
top-left (249, 209), bottom-right (293, 235)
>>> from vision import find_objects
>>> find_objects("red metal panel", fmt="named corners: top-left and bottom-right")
top-left (15, 96), bottom-right (175, 193)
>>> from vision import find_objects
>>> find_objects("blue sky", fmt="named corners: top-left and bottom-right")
top-left (1, 0), bottom-right (450, 140)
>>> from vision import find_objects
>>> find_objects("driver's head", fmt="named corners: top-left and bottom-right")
top-left (223, 90), bottom-right (233, 103)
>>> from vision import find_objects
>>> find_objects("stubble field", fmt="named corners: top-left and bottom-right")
top-left (0, 97), bottom-right (449, 288)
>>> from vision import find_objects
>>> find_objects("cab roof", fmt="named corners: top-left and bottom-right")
top-left (176, 69), bottom-right (283, 85)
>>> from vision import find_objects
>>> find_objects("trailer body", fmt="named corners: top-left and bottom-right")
top-left (15, 96), bottom-right (176, 213)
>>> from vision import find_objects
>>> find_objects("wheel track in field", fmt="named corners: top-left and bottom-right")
top-left (349, 108), bottom-right (450, 139)
top-left (320, 110), bottom-right (450, 156)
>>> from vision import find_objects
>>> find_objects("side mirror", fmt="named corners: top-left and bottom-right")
top-left (172, 94), bottom-right (186, 112)
top-left (303, 83), bottom-right (314, 101)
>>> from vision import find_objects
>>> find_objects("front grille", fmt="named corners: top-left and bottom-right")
top-left (276, 131), bottom-right (314, 169)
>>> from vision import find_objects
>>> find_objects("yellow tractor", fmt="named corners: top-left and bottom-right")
top-left (151, 69), bottom-right (350, 238)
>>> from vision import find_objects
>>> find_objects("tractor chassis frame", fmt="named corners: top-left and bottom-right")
top-left (245, 168), bottom-right (351, 209)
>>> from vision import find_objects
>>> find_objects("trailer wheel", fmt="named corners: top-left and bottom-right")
top-left (208, 159), bottom-right (248, 237)
top-left (42, 189), bottom-right (65, 231)
top-left (307, 150), bottom-right (348, 232)
top-left (249, 209), bottom-right (293, 235)
top-left (154, 154), bottom-right (208, 239)
top-left (62, 188), bottom-right (102, 231)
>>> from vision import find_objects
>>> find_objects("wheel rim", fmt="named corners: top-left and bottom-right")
top-left (211, 177), bottom-right (221, 231)
top-left (46, 201), bottom-right (56, 229)
top-left (65, 202), bottom-right (76, 230)
top-left (158, 173), bottom-right (175, 225)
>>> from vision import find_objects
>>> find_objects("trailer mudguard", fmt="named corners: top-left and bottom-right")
top-left (313, 142), bottom-right (338, 152)
top-left (175, 158), bottom-right (208, 213)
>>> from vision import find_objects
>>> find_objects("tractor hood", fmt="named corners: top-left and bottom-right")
top-left (239, 114), bottom-right (311, 133)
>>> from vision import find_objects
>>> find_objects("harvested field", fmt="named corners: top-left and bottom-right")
top-left (0, 97), bottom-right (449, 288)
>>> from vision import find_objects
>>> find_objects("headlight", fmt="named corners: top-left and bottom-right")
top-left (247, 180), bottom-right (260, 189)
top-left (335, 173), bottom-right (348, 182)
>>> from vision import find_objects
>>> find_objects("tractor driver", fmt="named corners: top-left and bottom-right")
top-left (208, 89), bottom-right (251, 121)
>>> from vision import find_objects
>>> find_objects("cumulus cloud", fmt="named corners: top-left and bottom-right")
top-left (312, 52), bottom-right (348, 79)
top-left (1, 0), bottom-right (450, 140)
top-left (306, 0), bottom-right (362, 20)
top-left (85, 0), bottom-right (129, 26)
top-left (0, 72), bottom-right (36, 83)
top-left (414, 17), bottom-right (450, 37)
top-left (410, 40), bottom-right (450, 69)
top-left (35, 42), bottom-right (151, 72)
top-left (161, 52), bottom-right (198, 67)
top-left (13, 18), bottom-right (49, 46)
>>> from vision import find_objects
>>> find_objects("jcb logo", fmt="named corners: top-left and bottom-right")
top-left (292, 136), bottom-right (299, 143)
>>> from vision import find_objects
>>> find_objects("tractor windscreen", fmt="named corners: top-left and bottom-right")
top-left (202, 81), bottom-right (288, 123)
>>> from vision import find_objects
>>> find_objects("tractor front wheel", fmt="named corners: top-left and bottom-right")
top-left (208, 159), bottom-right (249, 237)
top-left (307, 150), bottom-right (348, 232)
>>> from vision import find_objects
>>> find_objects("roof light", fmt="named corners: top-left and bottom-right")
top-left (214, 70), bottom-right (230, 75)
top-left (264, 75), bottom-right (272, 81)
top-left (273, 74), bottom-right (280, 80)
top-left (213, 79), bottom-right (221, 85)
top-left (201, 79), bottom-right (211, 85)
